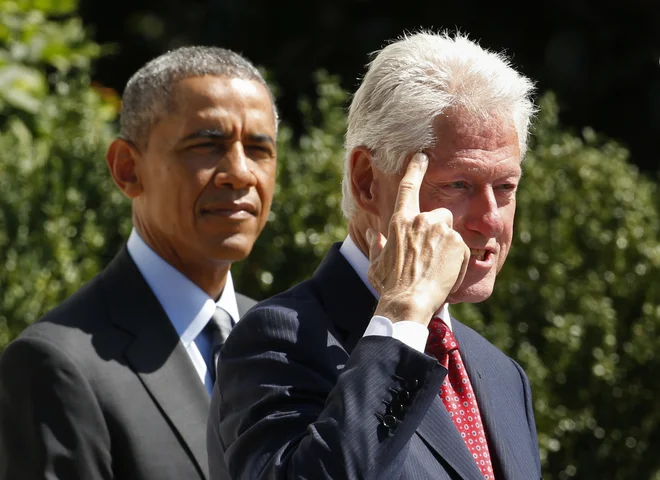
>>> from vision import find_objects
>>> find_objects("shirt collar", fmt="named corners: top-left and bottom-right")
top-left (126, 228), bottom-right (240, 347)
top-left (339, 234), bottom-right (452, 330)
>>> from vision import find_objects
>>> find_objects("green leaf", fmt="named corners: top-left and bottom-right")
top-left (0, 63), bottom-right (46, 112)
top-left (15, 0), bottom-right (77, 15)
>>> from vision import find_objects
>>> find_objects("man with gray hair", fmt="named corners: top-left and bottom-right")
top-left (209, 31), bottom-right (542, 479)
top-left (0, 46), bottom-right (278, 480)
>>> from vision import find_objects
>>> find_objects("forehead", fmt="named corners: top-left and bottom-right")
top-left (166, 75), bottom-right (276, 131)
top-left (427, 110), bottom-right (521, 173)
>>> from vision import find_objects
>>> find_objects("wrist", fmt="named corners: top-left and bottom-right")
top-left (374, 294), bottom-right (435, 325)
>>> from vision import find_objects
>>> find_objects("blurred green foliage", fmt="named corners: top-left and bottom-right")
top-left (1, 1), bottom-right (660, 479)
top-left (0, 0), bottom-right (131, 347)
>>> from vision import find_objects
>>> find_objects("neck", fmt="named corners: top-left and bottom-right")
top-left (133, 223), bottom-right (231, 301)
top-left (347, 215), bottom-right (374, 259)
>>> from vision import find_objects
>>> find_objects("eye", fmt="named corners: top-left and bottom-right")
top-left (447, 181), bottom-right (469, 189)
top-left (188, 142), bottom-right (224, 153)
top-left (245, 145), bottom-right (274, 159)
top-left (496, 183), bottom-right (518, 192)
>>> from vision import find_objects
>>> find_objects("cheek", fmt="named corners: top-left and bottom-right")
top-left (255, 165), bottom-right (277, 203)
top-left (502, 205), bottom-right (516, 236)
top-left (497, 209), bottom-right (516, 258)
top-left (170, 169), bottom-right (212, 221)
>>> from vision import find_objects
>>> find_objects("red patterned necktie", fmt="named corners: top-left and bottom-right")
top-left (426, 317), bottom-right (495, 480)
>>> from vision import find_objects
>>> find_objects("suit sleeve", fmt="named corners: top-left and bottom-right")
top-left (0, 336), bottom-right (112, 480)
top-left (211, 305), bottom-right (446, 480)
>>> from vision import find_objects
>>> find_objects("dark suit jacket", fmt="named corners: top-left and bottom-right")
top-left (0, 247), bottom-right (255, 480)
top-left (210, 243), bottom-right (542, 480)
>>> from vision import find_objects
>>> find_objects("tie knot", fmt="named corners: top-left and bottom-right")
top-left (205, 307), bottom-right (233, 341)
top-left (425, 317), bottom-right (459, 360)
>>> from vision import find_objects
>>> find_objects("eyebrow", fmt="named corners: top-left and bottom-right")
top-left (180, 129), bottom-right (275, 147)
top-left (248, 133), bottom-right (276, 147)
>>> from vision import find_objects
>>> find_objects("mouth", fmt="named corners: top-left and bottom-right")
top-left (200, 202), bottom-right (257, 217)
top-left (469, 248), bottom-right (490, 262)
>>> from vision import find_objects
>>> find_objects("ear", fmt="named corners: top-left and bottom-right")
top-left (106, 138), bottom-right (144, 199)
top-left (349, 146), bottom-right (380, 216)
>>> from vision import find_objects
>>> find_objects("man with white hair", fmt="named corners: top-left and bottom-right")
top-left (208, 30), bottom-right (542, 480)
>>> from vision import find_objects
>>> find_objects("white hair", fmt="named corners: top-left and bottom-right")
top-left (341, 30), bottom-right (536, 218)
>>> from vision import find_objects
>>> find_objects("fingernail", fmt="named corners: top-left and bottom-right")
top-left (413, 152), bottom-right (428, 164)
top-left (365, 229), bottom-right (373, 245)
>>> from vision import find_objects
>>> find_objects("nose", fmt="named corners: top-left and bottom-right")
top-left (213, 142), bottom-right (256, 189)
top-left (463, 187), bottom-right (504, 238)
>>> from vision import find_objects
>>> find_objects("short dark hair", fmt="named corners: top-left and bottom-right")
top-left (119, 46), bottom-right (278, 145)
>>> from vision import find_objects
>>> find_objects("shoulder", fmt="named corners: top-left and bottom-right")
top-left (242, 277), bottom-right (324, 322)
top-left (234, 292), bottom-right (257, 317)
top-left (0, 331), bottom-right (85, 380)
top-left (18, 272), bottom-right (108, 345)
top-left (452, 318), bottom-right (526, 374)
top-left (224, 279), bottom-right (330, 356)
top-left (452, 319), bottom-right (536, 406)
top-left (4, 254), bottom-right (134, 372)
top-left (453, 318), bottom-right (507, 356)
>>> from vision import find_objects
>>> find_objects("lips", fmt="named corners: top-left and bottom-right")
top-left (200, 202), bottom-right (257, 216)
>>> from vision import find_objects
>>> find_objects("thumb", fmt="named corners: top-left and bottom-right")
top-left (365, 228), bottom-right (385, 262)
top-left (451, 240), bottom-right (471, 294)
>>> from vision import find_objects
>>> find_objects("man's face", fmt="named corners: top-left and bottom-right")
top-left (132, 75), bottom-right (277, 273)
top-left (373, 112), bottom-right (521, 303)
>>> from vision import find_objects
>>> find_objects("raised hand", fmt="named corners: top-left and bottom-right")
top-left (366, 152), bottom-right (470, 326)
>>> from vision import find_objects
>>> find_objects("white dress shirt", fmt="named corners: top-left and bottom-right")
top-left (339, 235), bottom-right (452, 353)
top-left (126, 229), bottom-right (239, 395)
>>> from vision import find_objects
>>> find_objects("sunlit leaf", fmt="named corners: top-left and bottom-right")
top-left (0, 63), bottom-right (46, 111)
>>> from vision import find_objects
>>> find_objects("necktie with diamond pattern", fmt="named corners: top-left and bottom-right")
top-left (425, 317), bottom-right (495, 480)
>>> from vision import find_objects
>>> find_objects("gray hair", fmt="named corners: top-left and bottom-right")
top-left (119, 46), bottom-right (278, 146)
top-left (341, 30), bottom-right (536, 218)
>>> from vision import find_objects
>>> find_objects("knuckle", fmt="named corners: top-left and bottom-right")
top-left (398, 181), bottom-right (416, 195)
top-left (412, 213), bottom-right (430, 230)
top-left (391, 212), bottom-right (409, 226)
top-left (438, 207), bottom-right (454, 222)
top-left (405, 163), bottom-right (422, 177)
top-left (449, 230), bottom-right (465, 246)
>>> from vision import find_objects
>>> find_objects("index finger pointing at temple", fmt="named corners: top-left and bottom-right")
top-left (393, 152), bottom-right (429, 215)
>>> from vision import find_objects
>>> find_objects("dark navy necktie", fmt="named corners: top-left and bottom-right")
top-left (204, 306), bottom-right (232, 384)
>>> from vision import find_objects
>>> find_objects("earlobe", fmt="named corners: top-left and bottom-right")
top-left (349, 146), bottom-right (379, 215)
top-left (106, 138), bottom-right (143, 199)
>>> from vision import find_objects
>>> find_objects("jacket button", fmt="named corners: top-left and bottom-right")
top-left (406, 378), bottom-right (419, 390)
top-left (388, 402), bottom-right (404, 416)
top-left (381, 414), bottom-right (397, 428)
top-left (397, 389), bottom-right (410, 402)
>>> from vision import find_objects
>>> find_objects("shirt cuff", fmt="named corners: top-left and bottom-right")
top-left (363, 315), bottom-right (429, 353)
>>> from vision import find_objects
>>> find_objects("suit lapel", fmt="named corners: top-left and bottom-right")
top-left (416, 396), bottom-right (487, 480)
top-left (453, 318), bottom-right (539, 480)
top-left (101, 248), bottom-right (210, 479)
top-left (310, 244), bottom-right (378, 352)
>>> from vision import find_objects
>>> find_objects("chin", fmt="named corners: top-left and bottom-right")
top-left (214, 248), bottom-right (250, 263)
top-left (208, 235), bottom-right (256, 263)
top-left (446, 282), bottom-right (495, 304)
